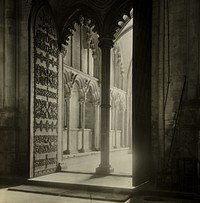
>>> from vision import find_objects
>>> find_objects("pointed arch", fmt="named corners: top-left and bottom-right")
top-left (88, 80), bottom-right (100, 103)
top-left (59, 4), bottom-right (102, 47)
top-left (63, 70), bottom-right (75, 96)
top-left (74, 74), bottom-right (85, 90)
top-left (29, 1), bottom-right (59, 41)
top-left (102, 0), bottom-right (133, 39)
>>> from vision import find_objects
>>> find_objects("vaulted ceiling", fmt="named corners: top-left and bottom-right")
top-left (47, 0), bottom-right (133, 40)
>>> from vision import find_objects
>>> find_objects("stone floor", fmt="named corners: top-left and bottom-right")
top-left (62, 148), bottom-right (132, 175)
top-left (29, 149), bottom-right (133, 189)
top-left (0, 188), bottom-right (199, 203)
top-left (0, 188), bottom-right (117, 203)
top-left (31, 172), bottom-right (133, 188)
top-left (1, 150), bottom-right (199, 203)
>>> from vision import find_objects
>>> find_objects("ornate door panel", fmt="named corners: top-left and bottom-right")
top-left (30, 6), bottom-right (59, 177)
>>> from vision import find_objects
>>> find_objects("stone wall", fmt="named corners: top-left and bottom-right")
top-left (0, 0), bottom-right (31, 178)
top-left (132, 0), bottom-right (152, 184)
top-left (152, 0), bottom-right (200, 181)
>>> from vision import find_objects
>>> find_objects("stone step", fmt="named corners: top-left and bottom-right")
top-left (8, 179), bottom-right (134, 202)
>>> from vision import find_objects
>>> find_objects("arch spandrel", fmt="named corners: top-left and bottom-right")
top-left (59, 5), bottom-right (102, 48)
top-left (88, 81), bottom-right (100, 103)
top-left (101, 0), bottom-right (133, 39)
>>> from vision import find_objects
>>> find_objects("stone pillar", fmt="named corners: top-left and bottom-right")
top-left (113, 46), bottom-right (116, 87)
top-left (4, 0), bottom-right (16, 107)
top-left (109, 105), bottom-right (113, 149)
top-left (64, 95), bottom-right (71, 154)
top-left (79, 99), bottom-right (86, 153)
top-left (96, 38), bottom-right (114, 174)
top-left (93, 102), bottom-right (100, 150)
top-left (121, 108), bottom-right (125, 148)
top-left (60, 44), bottom-right (68, 158)
top-left (58, 52), bottom-right (64, 162)
top-left (114, 105), bottom-right (118, 148)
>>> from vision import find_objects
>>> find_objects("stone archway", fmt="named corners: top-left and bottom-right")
top-left (58, 0), bottom-right (134, 176)
top-left (28, 0), bottom-right (152, 187)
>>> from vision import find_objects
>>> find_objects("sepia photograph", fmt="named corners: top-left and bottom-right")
top-left (0, 0), bottom-right (199, 202)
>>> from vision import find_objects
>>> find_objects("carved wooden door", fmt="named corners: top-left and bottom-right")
top-left (30, 5), bottom-right (59, 177)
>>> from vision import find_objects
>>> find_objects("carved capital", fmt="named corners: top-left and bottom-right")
top-left (98, 38), bottom-right (114, 49)
top-left (79, 97), bottom-right (86, 103)
top-left (65, 93), bottom-right (71, 100)
top-left (61, 44), bottom-right (67, 57)
top-left (93, 100), bottom-right (100, 106)
top-left (79, 15), bottom-right (84, 25)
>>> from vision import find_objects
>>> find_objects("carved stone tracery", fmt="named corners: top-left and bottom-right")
top-left (63, 68), bottom-right (100, 102)
top-left (31, 6), bottom-right (59, 177)
top-left (61, 12), bottom-right (97, 47)
top-left (110, 88), bottom-right (126, 110)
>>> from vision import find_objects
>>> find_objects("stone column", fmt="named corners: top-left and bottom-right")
top-left (109, 105), bottom-right (113, 149)
top-left (79, 98), bottom-right (86, 153)
top-left (113, 46), bottom-right (117, 87)
top-left (114, 104), bottom-right (118, 148)
top-left (60, 45), bottom-right (67, 158)
top-left (93, 102), bottom-right (100, 150)
top-left (96, 38), bottom-right (114, 174)
top-left (4, 0), bottom-right (16, 107)
top-left (121, 108), bottom-right (125, 148)
top-left (64, 95), bottom-right (71, 154)
top-left (58, 52), bottom-right (64, 162)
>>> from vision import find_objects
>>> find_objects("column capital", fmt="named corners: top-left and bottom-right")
top-left (79, 98), bottom-right (86, 103)
top-left (93, 100), bottom-right (100, 106)
top-left (64, 93), bottom-right (71, 100)
top-left (98, 38), bottom-right (114, 49)
top-left (61, 44), bottom-right (67, 57)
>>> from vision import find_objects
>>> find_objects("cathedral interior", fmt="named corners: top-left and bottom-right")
top-left (0, 0), bottom-right (200, 202)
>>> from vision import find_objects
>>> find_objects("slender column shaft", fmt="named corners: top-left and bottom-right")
top-left (109, 106), bottom-right (113, 149)
top-left (114, 105), bottom-right (118, 148)
top-left (125, 109), bottom-right (129, 148)
top-left (58, 52), bottom-right (63, 161)
top-left (61, 44), bottom-right (70, 155)
top-left (96, 38), bottom-right (114, 174)
top-left (121, 109), bottom-right (125, 147)
top-left (64, 96), bottom-right (71, 154)
top-left (80, 100), bottom-right (85, 152)
top-left (93, 103), bottom-right (100, 150)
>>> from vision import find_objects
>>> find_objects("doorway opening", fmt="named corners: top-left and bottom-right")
top-left (60, 12), bottom-right (133, 177)
top-left (29, 2), bottom-right (134, 189)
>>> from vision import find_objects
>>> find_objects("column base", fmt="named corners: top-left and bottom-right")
top-left (92, 147), bottom-right (99, 151)
top-left (128, 148), bottom-right (132, 154)
top-left (79, 148), bottom-right (85, 153)
top-left (63, 149), bottom-right (70, 155)
top-left (96, 164), bottom-right (114, 175)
